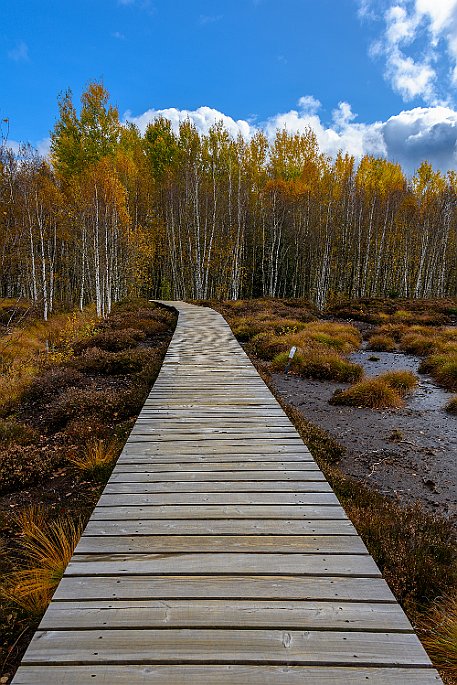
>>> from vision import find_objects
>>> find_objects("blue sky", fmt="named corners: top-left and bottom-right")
top-left (3, 0), bottom-right (457, 173)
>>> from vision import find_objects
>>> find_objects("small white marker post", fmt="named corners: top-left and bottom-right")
top-left (284, 345), bottom-right (297, 374)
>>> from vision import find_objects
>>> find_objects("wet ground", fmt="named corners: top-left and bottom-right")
top-left (271, 350), bottom-right (457, 522)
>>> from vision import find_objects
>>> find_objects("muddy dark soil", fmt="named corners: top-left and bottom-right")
top-left (271, 352), bottom-right (457, 522)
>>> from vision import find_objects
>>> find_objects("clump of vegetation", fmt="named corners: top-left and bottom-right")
top-left (74, 327), bottom-right (146, 353)
top-left (243, 318), bottom-right (363, 383)
top-left (0, 420), bottom-right (39, 447)
top-left (70, 439), bottom-right (120, 480)
top-left (70, 347), bottom-right (155, 375)
top-left (0, 444), bottom-right (66, 495)
top-left (367, 334), bottom-right (397, 352)
top-left (420, 594), bottom-right (457, 681)
top-left (272, 349), bottom-right (363, 383)
top-left (445, 396), bottom-right (457, 415)
top-left (420, 352), bottom-right (457, 392)
top-left (2, 510), bottom-right (83, 615)
top-left (330, 377), bottom-right (404, 409)
top-left (380, 370), bottom-right (419, 394)
top-left (330, 370), bottom-right (418, 409)
top-left (388, 428), bottom-right (404, 442)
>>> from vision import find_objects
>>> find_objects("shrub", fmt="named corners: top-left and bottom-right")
top-left (368, 334), bottom-right (397, 352)
top-left (249, 332), bottom-right (289, 360)
top-left (22, 367), bottom-right (88, 406)
top-left (446, 396), bottom-right (457, 414)
top-left (0, 445), bottom-right (65, 495)
top-left (73, 328), bottom-right (146, 354)
top-left (70, 347), bottom-right (155, 376)
top-left (0, 419), bottom-right (39, 447)
top-left (330, 377), bottom-right (403, 409)
top-left (46, 380), bottom-right (155, 431)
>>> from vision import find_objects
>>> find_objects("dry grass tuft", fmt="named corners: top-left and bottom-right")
top-left (420, 594), bottom-right (457, 680)
top-left (445, 396), bottom-right (457, 415)
top-left (69, 438), bottom-right (120, 478)
top-left (2, 512), bottom-right (83, 615)
top-left (380, 370), bottom-right (419, 395)
top-left (330, 377), bottom-right (404, 409)
top-left (330, 370), bottom-right (418, 409)
top-left (367, 334), bottom-right (397, 352)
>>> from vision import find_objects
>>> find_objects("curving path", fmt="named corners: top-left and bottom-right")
top-left (12, 302), bottom-right (442, 684)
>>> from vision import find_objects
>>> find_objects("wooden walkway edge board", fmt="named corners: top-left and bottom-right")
top-left (11, 301), bottom-right (442, 685)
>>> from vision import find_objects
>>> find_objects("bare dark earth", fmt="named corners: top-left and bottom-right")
top-left (271, 350), bottom-right (457, 523)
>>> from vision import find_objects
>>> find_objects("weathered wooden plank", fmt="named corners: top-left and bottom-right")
top-left (91, 505), bottom-right (350, 519)
top-left (39, 600), bottom-right (412, 631)
top-left (97, 492), bottom-right (340, 506)
top-left (113, 461), bottom-right (318, 472)
top-left (104, 482), bottom-right (332, 494)
top-left (11, 665), bottom-right (443, 685)
top-left (22, 629), bottom-right (430, 666)
top-left (107, 470), bottom-right (327, 483)
top-left (67, 553), bottom-right (379, 577)
top-left (119, 444), bottom-right (312, 454)
top-left (52, 574), bottom-right (397, 602)
top-left (75, 535), bottom-right (367, 555)
top-left (82, 519), bottom-right (358, 536)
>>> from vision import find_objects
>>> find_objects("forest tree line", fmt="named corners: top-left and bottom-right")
top-left (1, 82), bottom-right (457, 318)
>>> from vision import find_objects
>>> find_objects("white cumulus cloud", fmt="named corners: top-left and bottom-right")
top-left (361, 0), bottom-right (457, 105)
top-left (124, 97), bottom-right (457, 175)
top-left (125, 105), bottom-right (254, 139)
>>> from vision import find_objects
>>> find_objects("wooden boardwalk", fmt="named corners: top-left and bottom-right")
top-left (12, 302), bottom-right (442, 684)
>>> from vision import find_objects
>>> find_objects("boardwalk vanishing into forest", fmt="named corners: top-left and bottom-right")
top-left (12, 302), bottom-right (442, 684)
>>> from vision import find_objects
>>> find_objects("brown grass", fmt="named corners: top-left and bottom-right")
top-left (367, 334), bottom-right (397, 352)
top-left (420, 594), bottom-right (457, 680)
top-left (69, 438), bottom-right (121, 479)
top-left (330, 377), bottom-right (404, 409)
top-left (446, 396), bottom-right (457, 414)
top-left (380, 370), bottom-right (419, 394)
top-left (2, 511), bottom-right (83, 615)
top-left (272, 349), bottom-right (363, 383)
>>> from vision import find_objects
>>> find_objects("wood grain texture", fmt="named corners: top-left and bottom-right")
top-left (22, 629), bottom-right (431, 666)
top-left (39, 600), bottom-right (411, 631)
top-left (11, 665), bottom-right (443, 685)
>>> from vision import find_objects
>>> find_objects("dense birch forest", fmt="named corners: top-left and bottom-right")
top-left (1, 83), bottom-right (457, 318)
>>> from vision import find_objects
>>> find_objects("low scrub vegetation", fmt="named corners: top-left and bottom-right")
top-left (0, 297), bottom-right (177, 680)
top-left (212, 300), bottom-right (363, 383)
